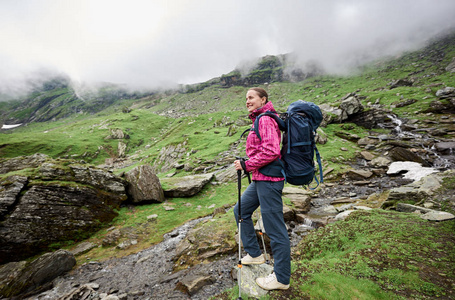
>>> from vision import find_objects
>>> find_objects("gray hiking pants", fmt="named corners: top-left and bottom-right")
top-left (233, 180), bottom-right (291, 285)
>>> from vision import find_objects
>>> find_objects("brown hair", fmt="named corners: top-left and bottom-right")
top-left (248, 87), bottom-right (268, 103)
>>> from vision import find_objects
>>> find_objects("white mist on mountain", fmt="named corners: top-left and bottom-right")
top-left (0, 0), bottom-right (455, 97)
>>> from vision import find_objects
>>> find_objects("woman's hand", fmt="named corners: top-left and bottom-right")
top-left (234, 160), bottom-right (243, 171)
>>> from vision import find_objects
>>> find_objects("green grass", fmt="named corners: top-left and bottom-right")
top-left (274, 210), bottom-right (455, 300)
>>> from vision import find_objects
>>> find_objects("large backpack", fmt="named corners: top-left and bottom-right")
top-left (247, 100), bottom-right (324, 187)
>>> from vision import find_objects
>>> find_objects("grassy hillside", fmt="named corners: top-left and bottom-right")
top-left (1, 30), bottom-right (454, 299)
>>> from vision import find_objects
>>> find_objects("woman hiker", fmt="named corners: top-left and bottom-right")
top-left (233, 87), bottom-right (291, 290)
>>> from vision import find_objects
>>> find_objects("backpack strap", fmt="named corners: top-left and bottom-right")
top-left (240, 127), bottom-right (252, 139)
top-left (253, 111), bottom-right (286, 141)
top-left (308, 145), bottom-right (324, 190)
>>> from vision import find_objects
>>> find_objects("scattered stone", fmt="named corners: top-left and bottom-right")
top-left (360, 151), bottom-right (375, 161)
top-left (70, 242), bottom-right (97, 256)
top-left (370, 156), bottom-right (392, 168)
top-left (161, 173), bottom-right (214, 197)
top-left (389, 78), bottom-right (413, 89)
top-left (147, 214), bottom-right (158, 221)
top-left (347, 169), bottom-right (373, 180)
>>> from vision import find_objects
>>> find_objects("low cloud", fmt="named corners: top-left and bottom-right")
top-left (1, 0), bottom-right (454, 97)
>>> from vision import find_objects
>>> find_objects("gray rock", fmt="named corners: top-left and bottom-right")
top-left (347, 169), bottom-right (373, 180)
top-left (446, 57), bottom-right (455, 72)
top-left (434, 141), bottom-right (455, 155)
top-left (125, 164), bottom-right (165, 203)
top-left (161, 173), bottom-right (214, 197)
top-left (0, 175), bottom-right (28, 218)
top-left (233, 264), bottom-right (274, 298)
top-left (436, 87), bottom-right (455, 98)
top-left (0, 249), bottom-right (76, 298)
top-left (370, 156), bottom-right (392, 168)
top-left (214, 165), bottom-right (237, 183)
top-left (177, 274), bottom-right (215, 296)
top-left (421, 211), bottom-right (455, 221)
top-left (70, 242), bottom-right (97, 256)
top-left (0, 182), bottom-right (125, 264)
top-left (0, 153), bottom-right (48, 174)
top-left (389, 147), bottom-right (430, 167)
top-left (334, 210), bottom-right (355, 221)
top-left (339, 95), bottom-right (364, 120)
top-left (396, 203), bottom-right (455, 221)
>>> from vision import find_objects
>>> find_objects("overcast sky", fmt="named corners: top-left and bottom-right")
top-left (1, 0), bottom-right (455, 94)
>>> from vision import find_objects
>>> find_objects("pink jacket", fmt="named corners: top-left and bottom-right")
top-left (244, 101), bottom-right (284, 181)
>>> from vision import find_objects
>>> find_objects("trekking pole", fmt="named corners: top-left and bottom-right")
top-left (236, 169), bottom-right (243, 300)
top-left (255, 210), bottom-right (270, 264)
top-left (238, 157), bottom-right (269, 264)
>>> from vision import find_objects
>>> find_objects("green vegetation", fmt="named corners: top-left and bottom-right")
top-left (1, 31), bottom-right (455, 299)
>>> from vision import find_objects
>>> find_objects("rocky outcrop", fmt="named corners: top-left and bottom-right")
top-left (0, 154), bottom-right (127, 264)
top-left (174, 213), bottom-right (237, 270)
top-left (446, 57), bottom-right (455, 72)
top-left (125, 164), bottom-right (164, 203)
top-left (396, 203), bottom-right (455, 221)
top-left (0, 249), bottom-right (76, 298)
top-left (160, 173), bottom-right (214, 197)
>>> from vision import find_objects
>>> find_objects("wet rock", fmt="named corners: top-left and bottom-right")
top-left (0, 249), bottom-right (76, 298)
top-left (347, 169), bottom-right (373, 180)
top-left (283, 187), bottom-right (312, 213)
top-left (370, 156), bottom-right (392, 168)
top-left (125, 164), bottom-right (164, 203)
top-left (434, 141), bottom-right (455, 155)
top-left (389, 147), bottom-right (431, 166)
top-left (161, 173), bottom-right (214, 197)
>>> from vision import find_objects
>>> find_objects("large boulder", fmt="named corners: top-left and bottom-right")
top-left (0, 249), bottom-right (76, 298)
top-left (125, 164), bottom-right (165, 203)
top-left (339, 94), bottom-right (364, 119)
top-left (0, 155), bottom-right (127, 264)
top-left (160, 173), bottom-right (214, 197)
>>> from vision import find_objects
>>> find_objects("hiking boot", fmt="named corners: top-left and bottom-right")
top-left (241, 253), bottom-right (265, 265)
top-left (256, 272), bottom-right (290, 290)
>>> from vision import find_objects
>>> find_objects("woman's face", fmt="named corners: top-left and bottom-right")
top-left (246, 90), bottom-right (266, 113)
